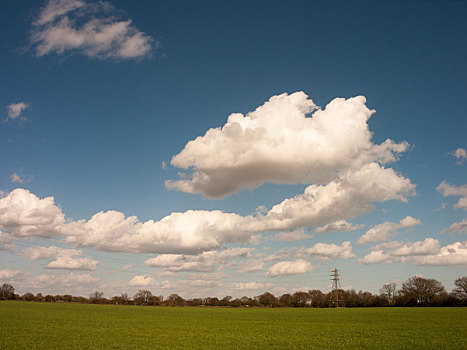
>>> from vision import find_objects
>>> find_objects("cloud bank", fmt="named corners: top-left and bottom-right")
top-left (358, 238), bottom-right (467, 266)
top-left (0, 93), bottom-right (415, 256)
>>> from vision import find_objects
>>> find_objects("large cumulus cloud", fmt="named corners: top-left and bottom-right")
top-left (167, 92), bottom-right (409, 198)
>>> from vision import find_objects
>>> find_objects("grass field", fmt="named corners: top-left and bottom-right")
top-left (1, 301), bottom-right (466, 349)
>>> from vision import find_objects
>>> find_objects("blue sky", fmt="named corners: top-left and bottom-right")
top-left (0, 0), bottom-right (466, 298)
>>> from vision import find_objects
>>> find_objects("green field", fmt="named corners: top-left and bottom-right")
top-left (1, 301), bottom-right (466, 349)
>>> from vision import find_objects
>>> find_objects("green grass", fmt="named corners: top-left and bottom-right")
top-left (1, 302), bottom-right (466, 349)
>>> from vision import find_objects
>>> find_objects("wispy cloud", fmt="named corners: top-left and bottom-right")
top-left (30, 0), bottom-right (153, 60)
top-left (4, 102), bottom-right (29, 123)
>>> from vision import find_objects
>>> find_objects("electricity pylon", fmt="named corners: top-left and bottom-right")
top-left (329, 268), bottom-right (344, 308)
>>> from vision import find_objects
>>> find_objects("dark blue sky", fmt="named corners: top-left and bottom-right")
top-left (0, 0), bottom-right (466, 297)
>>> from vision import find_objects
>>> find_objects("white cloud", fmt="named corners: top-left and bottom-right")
top-left (158, 278), bottom-right (221, 292)
top-left (129, 275), bottom-right (155, 287)
top-left (0, 269), bottom-right (24, 280)
top-left (22, 245), bottom-right (98, 271)
top-left (391, 238), bottom-right (440, 256)
top-left (437, 181), bottom-right (467, 210)
top-left (236, 260), bottom-right (265, 273)
top-left (411, 241), bottom-right (467, 266)
top-left (450, 148), bottom-right (467, 165)
top-left (145, 248), bottom-right (254, 272)
top-left (300, 241), bottom-right (355, 260)
top-left (266, 260), bottom-right (313, 277)
top-left (45, 255), bottom-right (98, 270)
top-left (4, 102), bottom-right (29, 123)
top-left (231, 282), bottom-right (273, 291)
top-left (22, 245), bottom-right (81, 260)
top-left (34, 0), bottom-right (86, 26)
top-left (358, 238), bottom-right (467, 266)
top-left (0, 189), bottom-right (65, 238)
top-left (273, 229), bottom-right (312, 241)
top-left (449, 218), bottom-right (467, 234)
top-left (315, 220), bottom-right (364, 234)
top-left (358, 250), bottom-right (392, 264)
top-left (263, 241), bottom-right (355, 262)
top-left (65, 209), bottom-right (255, 254)
top-left (1, 166), bottom-right (412, 256)
top-left (255, 163), bottom-right (414, 232)
top-left (31, 0), bottom-right (152, 59)
top-left (357, 216), bottom-right (421, 245)
top-left (167, 92), bottom-right (410, 199)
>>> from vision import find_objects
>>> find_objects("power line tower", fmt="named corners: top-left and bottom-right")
top-left (329, 268), bottom-right (344, 308)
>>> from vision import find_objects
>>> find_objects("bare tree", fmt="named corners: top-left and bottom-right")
top-left (379, 283), bottom-right (397, 305)
top-left (89, 290), bottom-right (104, 304)
top-left (452, 276), bottom-right (467, 300)
top-left (0, 283), bottom-right (15, 300)
top-left (400, 276), bottom-right (445, 305)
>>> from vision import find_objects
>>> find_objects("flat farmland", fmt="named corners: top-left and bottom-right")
top-left (1, 301), bottom-right (466, 349)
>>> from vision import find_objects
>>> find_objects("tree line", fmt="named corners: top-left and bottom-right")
top-left (1, 275), bottom-right (466, 307)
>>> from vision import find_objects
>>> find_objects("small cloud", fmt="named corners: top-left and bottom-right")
top-left (9, 173), bottom-right (33, 184)
top-left (10, 173), bottom-right (24, 184)
top-left (161, 161), bottom-right (167, 170)
top-left (129, 275), bottom-right (155, 287)
top-left (433, 203), bottom-right (446, 212)
top-left (315, 220), bottom-right (364, 234)
top-left (4, 102), bottom-right (29, 123)
top-left (450, 148), bottom-right (467, 165)
top-left (266, 260), bottom-right (313, 277)
top-left (121, 264), bottom-right (135, 270)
